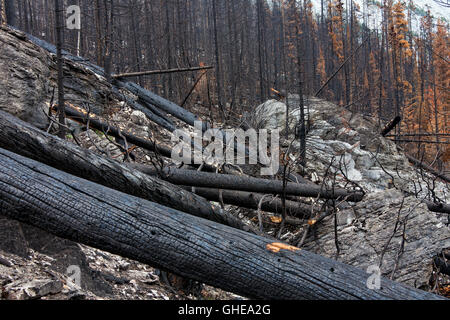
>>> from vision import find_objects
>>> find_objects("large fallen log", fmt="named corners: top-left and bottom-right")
top-left (113, 66), bottom-right (213, 79)
top-left (0, 110), bottom-right (252, 233)
top-left (180, 186), bottom-right (313, 219)
top-left (134, 166), bottom-right (365, 202)
top-left (0, 148), bottom-right (443, 300)
top-left (60, 104), bottom-right (174, 158)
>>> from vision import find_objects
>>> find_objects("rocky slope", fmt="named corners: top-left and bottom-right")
top-left (252, 96), bottom-right (449, 292)
top-left (0, 25), bottom-right (448, 299)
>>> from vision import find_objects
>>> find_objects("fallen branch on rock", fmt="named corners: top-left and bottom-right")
top-left (135, 166), bottom-right (365, 202)
top-left (0, 110), bottom-right (253, 233)
top-left (381, 116), bottom-right (402, 137)
top-left (404, 153), bottom-right (450, 184)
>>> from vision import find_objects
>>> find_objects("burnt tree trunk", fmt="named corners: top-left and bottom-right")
top-left (54, 0), bottom-right (66, 139)
top-left (0, 148), bottom-right (443, 300)
top-left (0, 110), bottom-right (251, 232)
top-left (61, 105), bottom-right (174, 158)
top-left (180, 186), bottom-right (313, 219)
top-left (135, 166), bottom-right (365, 202)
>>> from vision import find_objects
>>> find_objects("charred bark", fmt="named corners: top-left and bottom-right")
top-left (179, 186), bottom-right (313, 219)
top-left (0, 148), bottom-right (443, 300)
top-left (113, 66), bottom-right (213, 79)
top-left (61, 104), bottom-right (174, 158)
top-left (405, 153), bottom-right (450, 184)
top-left (380, 116), bottom-right (402, 137)
top-left (0, 110), bottom-right (251, 232)
top-left (135, 166), bottom-right (365, 202)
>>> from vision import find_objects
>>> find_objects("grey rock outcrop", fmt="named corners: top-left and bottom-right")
top-left (252, 95), bottom-right (449, 290)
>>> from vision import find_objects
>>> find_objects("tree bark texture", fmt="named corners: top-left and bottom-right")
top-left (0, 148), bottom-right (443, 300)
top-left (0, 110), bottom-right (251, 232)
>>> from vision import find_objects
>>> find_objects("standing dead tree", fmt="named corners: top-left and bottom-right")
top-left (177, 186), bottom-right (313, 219)
top-left (0, 148), bottom-right (444, 300)
top-left (113, 66), bottom-right (213, 79)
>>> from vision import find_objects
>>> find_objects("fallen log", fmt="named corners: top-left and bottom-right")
top-left (381, 116), bottom-right (402, 137)
top-left (0, 148), bottom-right (443, 300)
top-left (21, 27), bottom-right (180, 135)
top-left (61, 104), bottom-right (175, 158)
top-left (0, 110), bottom-right (251, 233)
top-left (424, 201), bottom-right (450, 215)
top-left (113, 66), bottom-right (213, 79)
top-left (135, 166), bottom-right (365, 202)
top-left (61, 105), bottom-right (224, 173)
top-left (120, 81), bottom-right (204, 130)
top-left (405, 153), bottom-right (450, 184)
top-left (180, 186), bottom-right (312, 219)
top-left (110, 88), bottom-right (176, 132)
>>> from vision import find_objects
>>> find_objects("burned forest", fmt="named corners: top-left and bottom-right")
top-left (0, 0), bottom-right (449, 303)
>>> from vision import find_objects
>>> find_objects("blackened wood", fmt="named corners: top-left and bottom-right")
top-left (424, 201), bottom-right (450, 214)
top-left (381, 116), bottom-right (402, 137)
top-left (405, 153), bottom-right (450, 183)
top-left (180, 186), bottom-right (312, 219)
top-left (113, 66), bottom-right (213, 79)
top-left (0, 148), bottom-right (443, 300)
top-left (54, 0), bottom-right (66, 139)
top-left (137, 166), bottom-right (365, 202)
top-left (121, 81), bottom-right (205, 130)
top-left (0, 110), bottom-right (250, 232)
top-left (62, 106), bottom-right (223, 174)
